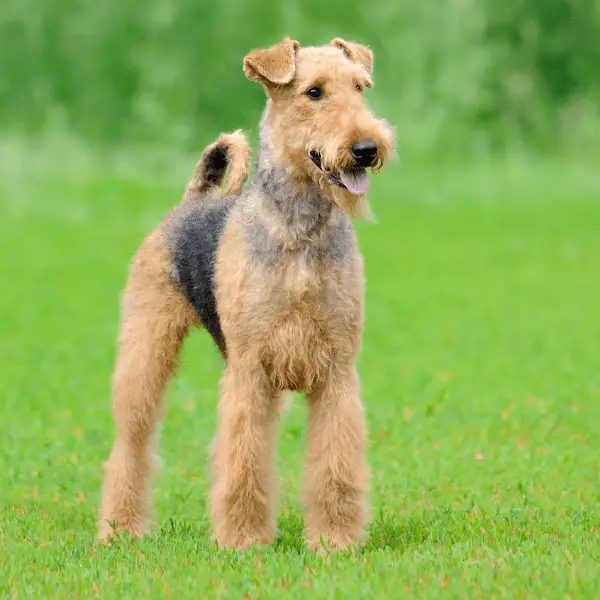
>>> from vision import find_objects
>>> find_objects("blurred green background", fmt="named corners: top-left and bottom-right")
top-left (2, 0), bottom-right (600, 157)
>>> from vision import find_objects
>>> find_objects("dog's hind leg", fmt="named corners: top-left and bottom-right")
top-left (98, 231), bottom-right (196, 539)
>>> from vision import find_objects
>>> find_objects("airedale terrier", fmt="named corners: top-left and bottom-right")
top-left (98, 37), bottom-right (394, 551)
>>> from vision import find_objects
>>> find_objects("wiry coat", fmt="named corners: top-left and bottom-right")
top-left (167, 105), bottom-right (363, 389)
top-left (98, 37), bottom-right (394, 552)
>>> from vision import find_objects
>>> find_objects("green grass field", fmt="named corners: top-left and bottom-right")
top-left (2, 146), bottom-right (599, 598)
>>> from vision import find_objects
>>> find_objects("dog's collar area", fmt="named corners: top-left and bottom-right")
top-left (309, 151), bottom-right (346, 188)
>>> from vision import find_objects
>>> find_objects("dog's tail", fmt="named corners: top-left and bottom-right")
top-left (183, 130), bottom-right (251, 201)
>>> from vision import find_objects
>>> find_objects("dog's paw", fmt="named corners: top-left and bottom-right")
top-left (306, 529), bottom-right (365, 554)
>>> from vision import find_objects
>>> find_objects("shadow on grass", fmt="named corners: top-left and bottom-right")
top-left (100, 504), bottom-right (585, 555)
top-left (273, 509), bottom-right (439, 554)
top-left (146, 511), bottom-right (421, 555)
top-left (145, 508), bottom-right (455, 554)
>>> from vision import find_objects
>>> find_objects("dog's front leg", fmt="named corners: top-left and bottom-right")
top-left (209, 357), bottom-right (280, 550)
top-left (304, 365), bottom-right (370, 552)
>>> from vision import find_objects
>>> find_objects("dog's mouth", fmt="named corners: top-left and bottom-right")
top-left (309, 151), bottom-right (371, 196)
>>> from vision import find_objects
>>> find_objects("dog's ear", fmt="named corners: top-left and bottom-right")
top-left (243, 38), bottom-right (300, 87)
top-left (331, 38), bottom-right (374, 80)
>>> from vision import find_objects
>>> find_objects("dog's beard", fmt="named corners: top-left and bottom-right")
top-left (309, 150), bottom-right (375, 219)
top-left (313, 170), bottom-right (372, 219)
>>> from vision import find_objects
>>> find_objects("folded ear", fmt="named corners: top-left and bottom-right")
top-left (331, 38), bottom-right (374, 78)
top-left (243, 38), bottom-right (300, 87)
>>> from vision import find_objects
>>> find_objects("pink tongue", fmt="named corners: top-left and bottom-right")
top-left (339, 170), bottom-right (371, 195)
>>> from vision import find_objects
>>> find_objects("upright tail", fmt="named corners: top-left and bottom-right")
top-left (183, 130), bottom-right (251, 201)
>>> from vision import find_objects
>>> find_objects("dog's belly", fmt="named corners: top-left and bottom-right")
top-left (261, 307), bottom-right (334, 391)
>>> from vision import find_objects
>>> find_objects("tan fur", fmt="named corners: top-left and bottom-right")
top-left (98, 37), bottom-right (394, 553)
top-left (98, 231), bottom-right (197, 539)
top-left (213, 204), bottom-right (367, 551)
top-left (330, 38), bottom-right (374, 79)
top-left (243, 38), bottom-right (300, 86)
top-left (305, 366), bottom-right (369, 550)
top-left (252, 41), bottom-right (394, 218)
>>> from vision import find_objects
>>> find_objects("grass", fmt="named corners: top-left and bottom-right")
top-left (1, 143), bottom-right (600, 598)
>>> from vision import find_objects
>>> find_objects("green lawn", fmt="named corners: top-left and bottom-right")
top-left (1, 147), bottom-right (599, 598)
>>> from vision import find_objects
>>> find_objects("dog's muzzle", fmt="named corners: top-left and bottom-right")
top-left (309, 150), bottom-right (371, 195)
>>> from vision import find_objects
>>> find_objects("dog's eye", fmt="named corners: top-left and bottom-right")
top-left (355, 84), bottom-right (363, 92)
top-left (306, 87), bottom-right (323, 100)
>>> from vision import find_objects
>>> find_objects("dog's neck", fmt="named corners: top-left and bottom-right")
top-left (252, 101), bottom-right (335, 238)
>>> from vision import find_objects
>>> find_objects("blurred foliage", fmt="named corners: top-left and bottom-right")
top-left (2, 0), bottom-right (599, 156)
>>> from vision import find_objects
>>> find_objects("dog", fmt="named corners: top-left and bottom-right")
top-left (98, 36), bottom-right (394, 552)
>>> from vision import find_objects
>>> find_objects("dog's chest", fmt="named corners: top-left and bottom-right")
top-left (281, 247), bottom-right (319, 297)
top-left (219, 199), bottom-right (362, 390)
top-left (256, 250), bottom-right (355, 391)
top-left (261, 294), bottom-right (332, 392)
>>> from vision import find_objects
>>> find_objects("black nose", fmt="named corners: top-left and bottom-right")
top-left (351, 139), bottom-right (378, 167)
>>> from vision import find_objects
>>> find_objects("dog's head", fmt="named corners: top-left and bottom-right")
top-left (244, 37), bottom-right (395, 217)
